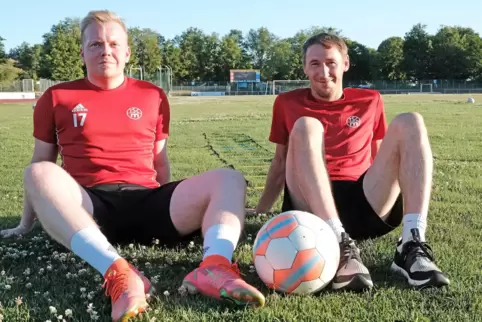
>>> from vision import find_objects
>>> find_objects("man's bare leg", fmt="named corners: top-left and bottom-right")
top-left (364, 112), bottom-right (432, 242)
top-left (24, 161), bottom-right (150, 319)
top-left (169, 168), bottom-right (265, 307)
top-left (284, 117), bottom-right (344, 240)
top-left (363, 112), bottom-right (449, 287)
top-left (283, 116), bottom-right (372, 291)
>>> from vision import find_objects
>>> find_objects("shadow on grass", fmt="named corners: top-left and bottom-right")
top-left (0, 216), bottom-right (24, 231)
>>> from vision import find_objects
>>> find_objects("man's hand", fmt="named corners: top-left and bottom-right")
top-left (0, 222), bottom-right (35, 238)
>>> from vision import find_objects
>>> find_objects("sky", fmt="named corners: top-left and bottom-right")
top-left (2, 0), bottom-right (482, 52)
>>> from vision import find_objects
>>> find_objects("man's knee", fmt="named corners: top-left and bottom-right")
top-left (208, 168), bottom-right (246, 191)
top-left (290, 117), bottom-right (324, 146)
top-left (24, 161), bottom-right (60, 191)
top-left (292, 116), bottom-right (324, 136)
top-left (391, 112), bottom-right (427, 136)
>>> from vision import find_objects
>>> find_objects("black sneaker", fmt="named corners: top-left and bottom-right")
top-left (391, 228), bottom-right (450, 288)
top-left (332, 232), bottom-right (373, 291)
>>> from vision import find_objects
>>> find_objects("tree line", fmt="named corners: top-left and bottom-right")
top-left (1, 18), bottom-right (482, 86)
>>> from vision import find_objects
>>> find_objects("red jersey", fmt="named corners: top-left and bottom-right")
top-left (269, 87), bottom-right (387, 181)
top-left (33, 77), bottom-right (170, 188)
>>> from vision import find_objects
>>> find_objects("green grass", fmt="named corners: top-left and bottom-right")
top-left (1, 94), bottom-right (482, 322)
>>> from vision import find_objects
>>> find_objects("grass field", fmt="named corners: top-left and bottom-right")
top-left (1, 94), bottom-right (482, 322)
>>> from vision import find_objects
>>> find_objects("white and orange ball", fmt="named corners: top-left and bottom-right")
top-left (252, 210), bottom-right (340, 295)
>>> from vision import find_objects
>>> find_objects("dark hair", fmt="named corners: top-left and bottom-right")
top-left (302, 33), bottom-right (348, 64)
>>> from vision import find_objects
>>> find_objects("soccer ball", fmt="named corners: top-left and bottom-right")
top-left (467, 97), bottom-right (475, 104)
top-left (252, 210), bottom-right (340, 295)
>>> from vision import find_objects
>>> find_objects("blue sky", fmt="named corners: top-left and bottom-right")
top-left (2, 0), bottom-right (482, 52)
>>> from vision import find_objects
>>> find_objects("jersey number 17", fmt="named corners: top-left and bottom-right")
top-left (73, 113), bottom-right (87, 127)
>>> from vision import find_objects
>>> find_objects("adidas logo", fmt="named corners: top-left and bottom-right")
top-left (72, 104), bottom-right (88, 113)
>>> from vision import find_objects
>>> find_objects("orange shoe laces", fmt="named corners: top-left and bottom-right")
top-left (102, 270), bottom-right (128, 302)
top-left (230, 262), bottom-right (242, 277)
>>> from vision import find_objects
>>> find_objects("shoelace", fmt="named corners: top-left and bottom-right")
top-left (103, 270), bottom-right (128, 301)
top-left (405, 237), bottom-right (435, 262)
top-left (341, 236), bottom-right (361, 264)
top-left (230, 262), bottom-right (244, 277)
top-left (201, 262), bottom-right (245, 290)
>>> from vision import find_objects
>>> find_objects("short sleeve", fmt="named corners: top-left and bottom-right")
top-left (373, 92), bottom-right (387, 140)
top-left (268, 95), bottom-right (289, 145)
top-left (33, 89), bottom-right (56, 144)
top-left (155, 89), bottom-right (170, 141)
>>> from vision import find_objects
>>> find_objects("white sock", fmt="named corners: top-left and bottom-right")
top-left (325, 217), bottom-right (345, 243)
top-left (202, 224), bottom-right (240, 262)
top-left (401, 213), bottom-right (427, 248)
top-left (70, 226), bottom-right (122, 276)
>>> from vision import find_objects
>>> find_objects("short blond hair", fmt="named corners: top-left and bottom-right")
top-left (80, 10), bottom-right (128, 42)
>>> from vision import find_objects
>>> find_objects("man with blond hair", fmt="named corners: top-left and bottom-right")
top-left (0, 10), bottom-right (265, 321)
top-left (254, 32), bottom-right (450, 291)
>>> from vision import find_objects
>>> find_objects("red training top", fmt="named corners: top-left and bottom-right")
top-left (33, 77), bottom-right (170, 188)
top-left (269, 87), bottom-right (387, 181)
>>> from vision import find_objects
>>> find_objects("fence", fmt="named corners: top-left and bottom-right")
top-left (3, 76), bottom-right (482, 96)
top-left (0, 79), bottom-right (35, 92)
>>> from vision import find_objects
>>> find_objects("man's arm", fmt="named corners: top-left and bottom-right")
top-left (2, 86), bottom-right (59, 237)
top-left (372, 92), bottom-right (387, 161)
top-left (371, 139), bottom-right (382, 160)
top-left (23, 139), bottom-right (58, 227)
top-left (153, 139), bottom-right (170, 186)
top-left (1, 139), bottom-right (58, 237)
top-left (255, 144), bottom-right (287, 213)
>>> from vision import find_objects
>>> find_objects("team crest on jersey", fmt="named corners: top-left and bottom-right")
top-left (346, 116), bottom-right (361, 128)
top-left (126, 107), bottom-right (143, 120)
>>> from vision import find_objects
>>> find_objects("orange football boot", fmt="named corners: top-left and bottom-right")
top-left (128, 263), bottom-right (155, 299)
top-left (182, 255), bottom-right (265, 307)
top-left (103, 258), bottom-right (149, 322)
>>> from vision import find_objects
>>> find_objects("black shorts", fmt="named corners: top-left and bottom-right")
top-left (282, 171), bottom-right (404, 241)
top-left (83, 181), bottom-right (199, 246)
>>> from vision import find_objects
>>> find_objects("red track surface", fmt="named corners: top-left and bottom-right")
top-left (0, 99), bottom-right (38, 104)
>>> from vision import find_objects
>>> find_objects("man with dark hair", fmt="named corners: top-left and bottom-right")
top-left (254, 32), bottom-right (450, 291)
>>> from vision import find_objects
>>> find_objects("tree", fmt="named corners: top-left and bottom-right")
top-left (244, 27), bottom-right (277, 78)
top-left (160, 39), bottom-right (183, 81)
top-left (403, 23), bottom-right (434, 81)
top-left (6, 18), bottom-right (482, 85)
top-left (176, 27), bottom-right (214, 82)
top-left (431, 26), bottom-right (482, 80)
top-left (0, 36), bottom-right (6, 64)
top-left (40, 18), bottom-right (84, 81)
top-left (345, 40), bottom-right (377, 84)
top-left (377, 37), bottom-right (405, 80)
top-left (264, 40), bottom-right (293, 80)
top-left (0, 58), bottom-right (23, 85)
top-left (128, 28), bottom-right (162, 80)
top-left (218, 33), bottom-right (247, 81)
top-left (8, 42), bottom-right (42, 79)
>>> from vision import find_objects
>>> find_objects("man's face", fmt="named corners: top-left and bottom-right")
top-left (303, 44), bottom-right (349, 100)
top-left (81, 21), bottom-right (130, 79)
